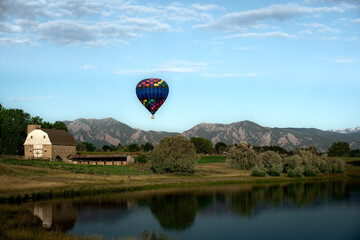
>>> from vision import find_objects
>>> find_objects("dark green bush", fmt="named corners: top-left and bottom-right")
top-left (226, 142), bottom-right (257, 170)
top-left (135, 154), bottom-right (148, 163)
top-left (268, 163), bottom-right (283, 176)
top-left (330, 158), bottom-right (344, 173)
top-left (304, 165), bottom-right (319, 177)
top-left (257, 150), bottom-right (283, 170)
top-left (148, 136), bottom-right (198, 174)
top-left (316, 155), bottom-right (331, 174)
top-left (251, 165), bottom-right (266, 177)
top-left (285, 155), bottom-right (302, 173)
top-left (287, 166), bottom-right (304, 178)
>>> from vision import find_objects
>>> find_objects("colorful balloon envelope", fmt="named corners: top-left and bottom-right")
top-left (136, 78), bottom-right (169, 119)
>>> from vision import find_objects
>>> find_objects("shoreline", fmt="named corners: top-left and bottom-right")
top-left (1, 157), bottom-right (360, 204)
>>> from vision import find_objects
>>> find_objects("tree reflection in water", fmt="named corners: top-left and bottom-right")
top-left (33, 180), bottom-right (356, 235)
top-left (227, 181), bottom-right (348, 216)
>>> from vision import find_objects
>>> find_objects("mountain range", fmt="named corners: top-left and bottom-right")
top-left (64, 118), bottom-right (360, 152)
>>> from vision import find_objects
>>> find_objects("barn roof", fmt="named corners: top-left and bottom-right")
top-left (41, 129), bottom-right (77, 146)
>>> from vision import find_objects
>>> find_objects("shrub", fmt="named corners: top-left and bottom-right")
top-left (316, 155), bottom-right (331, 174)
top-left (251, 164), bottom-right (266, 177)
top-left (285, 155), bottom-right (302, 173)
top-left (287, 166), bottom-right (304, 178)
top-left (330, 158), bottom-right (344, 173)
top-left (304, 165), bottom-right (319, 177)
top-left (226, 142), bottom-right (257, 170)
top-left (135, 154), bottom-right (148, 163)
top-left (268, 163), bottom-right (283, 176)
top-left (148, 136), bottom-right (198, 174)
top-left (257, 150), bottom-right (283, 175)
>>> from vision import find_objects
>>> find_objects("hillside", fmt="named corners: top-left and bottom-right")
top-left (64, 118), bottom-right (360, 152)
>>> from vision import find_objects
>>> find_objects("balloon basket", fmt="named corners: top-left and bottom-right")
top-left (151, 115), bottom-right (155, 119)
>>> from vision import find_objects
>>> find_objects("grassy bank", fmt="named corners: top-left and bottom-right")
top-left (1, 156), bottom-right (359, 203)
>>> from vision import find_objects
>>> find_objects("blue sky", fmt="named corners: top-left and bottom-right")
top-left (0, 0), bottom-right (359, 132)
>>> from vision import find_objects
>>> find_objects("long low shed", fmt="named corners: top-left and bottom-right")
top-left (69, 154), bottom-right (134, 165)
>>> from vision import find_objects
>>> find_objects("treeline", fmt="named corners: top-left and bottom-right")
top-left (0, 104), bottom-right (67, 155)
top-left (190, 136), bottom-right (360, 158)
top-left (227, 142), bottom-right (344, 178)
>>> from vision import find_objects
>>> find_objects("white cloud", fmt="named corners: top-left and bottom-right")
top-left (243, 72), bottom-right (259, 77)
top-left (0, 0), bottom-right (58, 20)
top-left (223, 31), bottom-right (296, 39)
top-left (202, 73), bottom-right (238, 77)
top-left (11, 95), bottom-right (55, 102)
top-left (83, 65), bottom-right (96, 69)
top-left (118, 17), bottom-right (171, 32)
top-left (0, 1), bottom-right (218, 46)
top-left (298, 30), bottom-right (313, 35)
top-left (38, 20), bottom-right (98, 44)
top-left (351, 18), bottom-right (360, 24)
top-left (202, 72), bottom-right (259, 77)
top-left (191, 3), bottom-right (220, 11)
top-left (234, 46), bottom-right (254, 51)
top-left (303, 22), bottom-right (341, 33)
top-left (115, 60), bottom-right (207, 75)
top-left (335, 56), bottom-right (355, 63)
top-left (344, 36), bottom-right (357, 41)
top-left (194, 3), bottom-right (353, 32)
top-left (0, 37), bottom-right (34, 46)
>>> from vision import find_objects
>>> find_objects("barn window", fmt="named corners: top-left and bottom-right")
top-left (30, 136), bottom-right (33, 139)
top-left (30, 150), bottom-right (32, 152)
top-left (43, 136), bottom-right (46, 138)
top-left (44, 149), bottom-right (47, 152)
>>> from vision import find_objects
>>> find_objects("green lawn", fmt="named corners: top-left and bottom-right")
top-left (0, 158), bottom-right (149, 176)
top-left (198, 155), bottom-right (226, 164)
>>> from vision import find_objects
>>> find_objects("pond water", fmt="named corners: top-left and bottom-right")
top-left (33, 181), bottom-right (360, 240)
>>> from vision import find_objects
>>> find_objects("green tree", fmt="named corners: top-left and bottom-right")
top-left (149, 136), bottom-right (198, 173)
top-left (0, 105), bottom-right (33, 155)
top-left (190, 137), bottom-right (213, 154)
top-left (52, 121), bottom-right (68, 131)
top-left (142, 142), bottom-right (154, 152)
top-left (82, 142), bottom-right (96, 152)
top-left (102, 145), bottom-right (111, 152)
top-left (328, 142), bottom-right (351, 157)
top-left (215, 142), bottom-right (227, 154)
top-left (128, 143), bottom-right (140, 152)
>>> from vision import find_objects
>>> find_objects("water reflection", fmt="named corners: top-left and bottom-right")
top-left (32, 181), bottom-right (360, 239)
top-left (33, 202), bottom-right (77, 231)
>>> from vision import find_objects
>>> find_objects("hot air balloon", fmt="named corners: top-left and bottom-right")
top-left (136, 78), bottom-right (169, 119)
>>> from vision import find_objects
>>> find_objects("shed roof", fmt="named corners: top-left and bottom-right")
top-left (70, 154), bottom-right (130, 160)
top-left (41, 129), bottom-right (77, 146)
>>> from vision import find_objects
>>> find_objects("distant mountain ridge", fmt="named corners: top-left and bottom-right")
top-left (64, 118), bottom-right (360, 152)
top-left (63, 118), bottom-right (178, 147)
top-left (331, 127), bottom-right (360, 134)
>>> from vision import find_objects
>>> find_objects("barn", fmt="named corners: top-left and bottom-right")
top-left (23, 124), bottom-right (77, 161)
